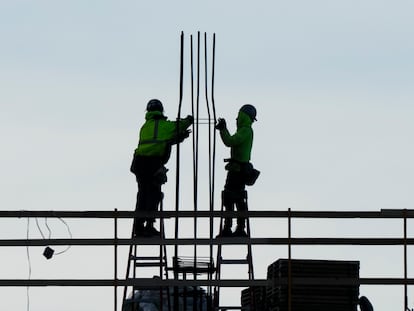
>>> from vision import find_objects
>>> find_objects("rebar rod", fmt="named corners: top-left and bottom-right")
top-left (190, 33), bottom-right (198, 296)
top-left (210, 34), bottom-right (217, 301)
top-left (174, 31), bottom-right (184, 275)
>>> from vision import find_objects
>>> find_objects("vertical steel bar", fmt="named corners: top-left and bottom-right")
top-left (197, 32), bottom-right (204, 309)
top-left (211, 32), bottom-right (217, 192)
top-left (204, 33), bottom-right (214, 308)
top-left (114, 208), bottom-right (118, 311)
top-left (203, 33), bottom-right (214, 304)
top-left (190, 33), bottom-right (197, 280)
top-left (404, 209), bottom-right (408, 311)
top-left (190, 33), bottom-right (198, 311)
top-left (288, 207), bottom-right (292, 311)
top-left (204, 32), bottom-right (212, 226)
top-left (173, 31), bottom-right (185, 311)
top-left (210, 34), bottom-right (217, 298)
top-left (196, 31), bottom-right (201, 218)
top-left (175, 30), bottom-right (184, 267)
top-left (159, 199), bottom-right (166, 311)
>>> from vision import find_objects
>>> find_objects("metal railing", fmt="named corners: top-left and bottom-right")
top-left (0, 208), bottom-right (413, 310)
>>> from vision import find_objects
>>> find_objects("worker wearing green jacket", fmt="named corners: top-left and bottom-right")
top-left (131, 99), bottom-right (193, 237)
top-left (215, 104), bottom-right (258, 237)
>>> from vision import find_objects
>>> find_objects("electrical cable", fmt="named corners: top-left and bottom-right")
top-left (25, 216), bottom-right (73, 310)
top-left (54, 217), bottom-right (72, 255)
top-left (34, 217), bottom-right (73, 257)
top-left (45, 217), bottom-right (52, 239)
top-left (35, 218), bottom-right (46, 239)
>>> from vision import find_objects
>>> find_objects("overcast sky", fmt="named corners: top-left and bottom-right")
top-left (1, 1), bottom-right (414, 310)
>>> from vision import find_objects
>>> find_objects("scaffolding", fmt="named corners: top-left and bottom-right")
top-left (0, 209), bottom-right (414, 311)
top-left (1, 33), bottom-right (413, 311)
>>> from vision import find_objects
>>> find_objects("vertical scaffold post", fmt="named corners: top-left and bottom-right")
top-left (288, 207), bottom-right (292, 311)
top-left (404, 209), bottom-right (408, 311)
top-left (114, 208), bottom-right (118, 311)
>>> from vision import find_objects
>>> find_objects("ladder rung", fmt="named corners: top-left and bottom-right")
top-left (134, 262), bottom-right (166, 268)
top-left (132, 287), bottom-right (166, 292)
top-left (219, 259), bottom-right (249, 265)
top-left (130, 255), bottom-right (162, 261)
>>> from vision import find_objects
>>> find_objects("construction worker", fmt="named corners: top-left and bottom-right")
top-left (131, 99), bottom-right (193, 237)
top-left (215, 104), bottom-right (258, 237)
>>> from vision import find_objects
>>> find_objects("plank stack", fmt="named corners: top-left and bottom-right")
top-left (241, 259), bottom-right (360, 311)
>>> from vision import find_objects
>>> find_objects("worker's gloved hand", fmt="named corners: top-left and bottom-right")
top-left (185, 115), bottom-right (194, 124)
top-left (177, 129), bottom-right (191, 143)
top-left (215, 118), bottom-right (226, 130)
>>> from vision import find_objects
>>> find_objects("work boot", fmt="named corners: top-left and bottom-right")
top-left (145, 224), bottom-right (161, 237)
top-left (216, 227), bottom-right (232, 238)
top-left (232, 226), bottom-right (248, 237)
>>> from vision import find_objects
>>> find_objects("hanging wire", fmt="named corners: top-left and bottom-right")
top-left (54, 217), bottom-right (72, 255)
top-left (45, 218), bottom-right (52, 239)
top-left (35, 218), bottom-right (46, 239)
top-left (34, 217), bottom-right (72, 255)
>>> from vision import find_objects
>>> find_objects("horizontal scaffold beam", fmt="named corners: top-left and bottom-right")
top-left (1, 237), bottom-right (414, 247)
top-left (1, 277), bottom-right (414, 287)
top-left (0, 209), bottom-right (413, 219)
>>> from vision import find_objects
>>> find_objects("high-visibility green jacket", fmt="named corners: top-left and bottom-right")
top-left (135, 111), bottom-right (192, 160)
top-left (219, 110), bottom-right (253, 163)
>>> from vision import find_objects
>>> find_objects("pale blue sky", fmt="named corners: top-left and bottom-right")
top-left (1, 1), bottom-right (414, 310)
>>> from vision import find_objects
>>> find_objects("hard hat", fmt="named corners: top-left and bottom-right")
top-left (146, 99), bottom-right (164, 112)
top-left (240, 104), bottom-right (257, 121)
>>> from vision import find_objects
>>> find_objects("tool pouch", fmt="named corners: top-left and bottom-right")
top-left (243, 162), bottom-right (260, 186)
top-left (153, 166), bottom-right (169, 185)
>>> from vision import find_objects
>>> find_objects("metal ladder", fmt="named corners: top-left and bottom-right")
top-left (122, 196), bottom-right (171, 311)
top-left (214, 190), bottom-right (255, 311)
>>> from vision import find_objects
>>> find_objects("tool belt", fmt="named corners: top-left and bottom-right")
top-left (224, 159), bottom-right (260, 186)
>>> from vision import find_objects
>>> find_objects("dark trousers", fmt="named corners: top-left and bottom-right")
top-left (131, 155), bottom-right (163, 231)
top-left (222, 170), bottom-right (247, 229)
